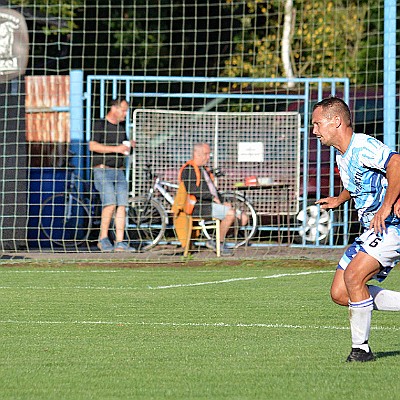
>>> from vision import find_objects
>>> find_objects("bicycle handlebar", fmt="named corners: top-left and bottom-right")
top-left (209, 167), bottom-right (225, 177)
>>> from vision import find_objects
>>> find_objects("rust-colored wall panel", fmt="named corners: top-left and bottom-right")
top-left (25, 75), bottom-right (70, 143)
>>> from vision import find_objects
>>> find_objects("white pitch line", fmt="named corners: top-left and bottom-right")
top-left (0, 319), bottom-right (398, 332)
top-left (0, 270), bottom-right (120, 274)
top-left (0, 270), bottom-right (333, 291)
top-left (0, 285), bottom-right (139, 291)
top-left (148, 270), bottom-right (334, 289)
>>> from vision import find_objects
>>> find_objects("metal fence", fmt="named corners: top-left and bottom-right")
top-left (83, 75), bottom-right (350, 248)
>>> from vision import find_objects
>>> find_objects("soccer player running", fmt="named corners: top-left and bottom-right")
top-left (313, 96), bottom-right (400, 362)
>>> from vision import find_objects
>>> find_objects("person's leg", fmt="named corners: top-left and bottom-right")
top-left (361, 226), bottom-right (400, 310)
top-left (113, 169), bottom-right (129, 243)
top-left (239, 210), bottom-right (248, 226)
top-left (331, 264), bottom-right (400, 311)
top-left (219, 208), bottom-right (235, 241)
top-left (344, 251), bottom-right (380, 360)
top-left (331, 241), bottom-right (360, 306)
top-left (113, 169), bottom-right (135, 251)
top-left (368, 284), bottom-right (400, 311)
top-left (344, 251), bottom-right (380, 302)
top-left (114, 205), bottom-right (126, 243)
top-left (99, 204), bottom-right (116, 240)
top-left (330, 269), bottom-right (348, 306)
top-left (94, 169), bottom-right (117, 248)
top-left (209, 203), bottom-right (234, 255)
top-left (333, 228), bottom-right (400, 361)
top-left (332, 238), bottom-right (377, 360)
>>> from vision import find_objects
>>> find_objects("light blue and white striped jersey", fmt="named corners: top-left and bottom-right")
top-left (336, 133), bottom-right (400, 229)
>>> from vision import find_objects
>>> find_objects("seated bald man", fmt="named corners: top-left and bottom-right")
top-left (178, 142), bottom-right (248, 256)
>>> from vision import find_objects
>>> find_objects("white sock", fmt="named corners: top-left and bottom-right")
top-left (368, 285), bottom-right (400, 311)
top-left (349, 296), bottom-right (373, 351)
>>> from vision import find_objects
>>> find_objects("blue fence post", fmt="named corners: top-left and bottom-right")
top-left (383, 0), bottom-right (397, 150)
top-left (70, 69), bottom-right (84, 177)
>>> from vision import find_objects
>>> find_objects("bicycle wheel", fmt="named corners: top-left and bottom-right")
top-left (126, 196), bottom-right (168, 251)
top-left (39, 193), bottom-right (92, 247)
top-left (201, 192), bottom-right (258, 248)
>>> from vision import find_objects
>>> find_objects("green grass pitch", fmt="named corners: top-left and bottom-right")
top-left (0, 259), bottom-right (399, 399)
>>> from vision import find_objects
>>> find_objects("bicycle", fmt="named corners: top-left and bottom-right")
top-left (126, 166), bottom-right (258, 251)
top-left (39, 170), bottom-right (102, 249)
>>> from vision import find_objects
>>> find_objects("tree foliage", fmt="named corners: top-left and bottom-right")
top-left (8, 0), bottom-right (387, 83)
top-left (10, 0), bottom-right (82, 33)
top-left (222, 0), bottom-right (381, 85)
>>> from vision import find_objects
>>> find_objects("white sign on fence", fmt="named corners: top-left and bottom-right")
top-left (237, 142), bottom-right (264, 162)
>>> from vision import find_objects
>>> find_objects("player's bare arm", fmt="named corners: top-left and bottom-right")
top-left (370, 154), bottom-right (400, 234)
top-left (315, 189), bottom-right (351, 210)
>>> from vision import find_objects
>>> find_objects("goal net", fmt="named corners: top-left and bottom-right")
top-left (0, 0), bottom-right (395, 256)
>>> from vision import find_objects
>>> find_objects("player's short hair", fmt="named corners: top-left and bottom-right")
top-left (313, 96), bottom-right (352, 128)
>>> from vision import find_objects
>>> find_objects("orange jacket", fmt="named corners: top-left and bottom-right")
top-left (178, 159), bottom-right (214, 186)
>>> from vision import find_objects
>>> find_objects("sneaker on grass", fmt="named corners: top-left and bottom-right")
top-left (346, 347), bottom-right (375, 362)
top-left (206, 240), bottom-right (233, 256)
top-left (97, 237), bottom-right (114, 252)
top-left (205, 240), bottom-right (217, 250)
top-left (114, 242), bottom-right (136, 252)
top-left (221, 243), bottom-right (233, 256)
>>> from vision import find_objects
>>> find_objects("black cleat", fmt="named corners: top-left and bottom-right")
top-left (346, 347), bottom-right (376, 363)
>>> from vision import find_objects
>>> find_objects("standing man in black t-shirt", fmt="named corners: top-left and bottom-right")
top-left (89, 98), bottom-right (136, 252)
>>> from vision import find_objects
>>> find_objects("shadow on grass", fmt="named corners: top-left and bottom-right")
top-left (375, 350), bottom-right (400, 360)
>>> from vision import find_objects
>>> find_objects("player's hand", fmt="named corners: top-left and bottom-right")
top-left (369, 204), bottom-right (391, 234)
top-left (315, 197), bottom-right (340, 210)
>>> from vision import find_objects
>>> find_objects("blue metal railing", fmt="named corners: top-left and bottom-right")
top-left (82, 75), bottom-right (350, 247)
